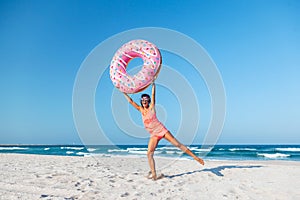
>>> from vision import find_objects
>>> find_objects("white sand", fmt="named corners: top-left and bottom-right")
top-left (0, 154), bottom-right (300, 200)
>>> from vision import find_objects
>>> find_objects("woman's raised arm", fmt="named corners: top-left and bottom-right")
top-left (151, 82), bottom-right (156, 106)
top-left (123, 93), bottom-right (140, 111)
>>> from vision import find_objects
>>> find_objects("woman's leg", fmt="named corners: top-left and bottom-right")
top-left (147, 136), bottom-right (160, 179)
top-left (163, 131), bottom-right (204, 165)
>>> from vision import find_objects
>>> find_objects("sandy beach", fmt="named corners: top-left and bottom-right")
top-left (0, 153), bottom-right (300, 200)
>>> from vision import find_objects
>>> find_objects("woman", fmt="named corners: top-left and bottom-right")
top-left (123, 82), bottom-right (204, 180)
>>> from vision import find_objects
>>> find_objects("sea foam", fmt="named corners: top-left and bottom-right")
top-left (257, 153), bottom-right (290, 159)
top-left (0, 147), bottom-right (29, 150)
top-left (275, 148), bottom-right (300, 152)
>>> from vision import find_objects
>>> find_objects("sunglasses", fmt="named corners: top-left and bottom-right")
top-left (141, 98), bottom-right (150, 102)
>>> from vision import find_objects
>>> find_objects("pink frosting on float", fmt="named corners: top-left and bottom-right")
top-left (109, 39), bottom-right (162, 93)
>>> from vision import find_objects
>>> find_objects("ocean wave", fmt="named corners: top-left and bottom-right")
top-left (0, 147), bottom-right (29, 150)
top-left (108, 149), bottom-right (128, 152)
top-left (165, 151), bottom-right (184, 155)
top-left (82, 153), bottom-right (97, 157)
top-left (61, 147), bottom-right (84, 150)
top-left (229, 148), bottom-right (257, 151)
top-left (66, 151), bottom-right (74, 154)
top-left (127, 147), bottom-right (148, 151)
top-left (257, 153), bottom-right (290, 159)
top-left (166, 151), bottom-right (177, 154)
top-left (87, 148), bottom-right (97, 152)
top-left (128, 150), bottom-right (147, 155)
top-left (191, 148), bottom-right (212, 152)
top-left (44, 148), bottom-right (50, 151)
top-left (275, 148), bottom-right (300, 152)
top-left (76, 152), bottom-right (90, 156)
top-left (156, 147), bottom-right (179, 150)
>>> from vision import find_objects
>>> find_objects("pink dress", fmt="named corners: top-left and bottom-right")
top-left (141, 107), bottom-right (168, 139)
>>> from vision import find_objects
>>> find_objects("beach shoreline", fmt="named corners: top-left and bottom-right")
top-left (1, 153), bottom-right (300, 199)
top-left (1, 144), bottom-right (300, 161)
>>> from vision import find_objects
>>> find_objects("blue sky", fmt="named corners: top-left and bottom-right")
top-left (0, 0), bottom-right (299, 144)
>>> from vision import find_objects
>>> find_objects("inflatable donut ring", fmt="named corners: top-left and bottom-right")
top-left (110, 39), bottom-right (162, 93)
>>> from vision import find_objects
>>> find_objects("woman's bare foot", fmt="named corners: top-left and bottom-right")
top-left (146, 171), bottom-right (164, 180)
top-left (152, 173), bottom-right (164, 181)
top-left (195, 157), bottom-right (205, 165)
top-left (146, 171), bottom-right (153, 179)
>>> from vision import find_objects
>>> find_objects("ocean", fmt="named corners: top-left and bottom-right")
top-left (1, 144), bottom-right (300, 161)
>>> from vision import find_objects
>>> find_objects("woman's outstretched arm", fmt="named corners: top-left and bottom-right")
top-left (123, 93), bottom-right (140, 111)
top-left (151, 82), bottom-right (156, 105)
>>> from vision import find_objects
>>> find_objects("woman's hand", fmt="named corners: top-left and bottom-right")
top-left (152, 76), bottom-right (157, 84)
top-left (123, 92), bottom-right (129, 97)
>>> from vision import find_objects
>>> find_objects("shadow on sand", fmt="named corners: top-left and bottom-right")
top-left (164, 165), bottom-right (263, 178)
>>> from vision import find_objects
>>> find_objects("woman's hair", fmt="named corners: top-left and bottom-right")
top-left (140, 94), bottom-right (151, 107)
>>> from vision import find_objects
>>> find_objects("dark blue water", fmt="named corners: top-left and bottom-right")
top-left (1, 144), bottom-right (300, 161)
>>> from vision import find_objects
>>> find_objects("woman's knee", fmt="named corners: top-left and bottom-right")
top-left (147, 150), bottom-right (154, 158)
top-left (176, 142), bottom-right (184, 149)
top-left (171, 138), bottom-right (182, 148)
